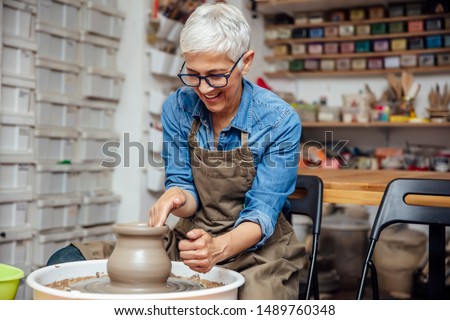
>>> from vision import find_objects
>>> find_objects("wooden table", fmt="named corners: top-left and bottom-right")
top-left (297, 169), bottom-right (450, 207)
top-left (296, 168), bottom-right (450, 299)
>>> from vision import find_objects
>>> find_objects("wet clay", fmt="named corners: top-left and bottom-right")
top-left (45, 222), bottom-right (224, 294)
top-left (106, 222), bottom-right (172, 293)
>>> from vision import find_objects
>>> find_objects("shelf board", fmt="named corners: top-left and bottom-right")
top-left (265, 30), bottom-right (450, 46)
top-left (266, 48), bottom-right (450, 61)
top-left (302, 121), bottom-right (450, 128)
top-left (264, 65), bottom-right (450, 78)
top-left (254, 0), bottom-right (414, 15)
top-left (264, 13), bottom-right (450, 30)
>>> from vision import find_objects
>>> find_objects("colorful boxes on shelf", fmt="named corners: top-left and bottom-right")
top-left (408, 20), bottom-right (423, 32)
top-left (308, 43), bottom-right (323, 54)
top-left (356, 25), bottom-right (371, 36)
top-left (356, 40), bottom-right (371, 52)
top-left (389, 21), bottom-right (405, 33)
top-left (351, 58), bottom-right (367, 70)
top-left (324, 43), bottom-right (339, 54)
top-left (320, 59), bottom-right (335, 71)
top-left (371, 23), bottom-right (387, 34)
top-left (391, 38), bottom-right (407, 51)
top-left (367, 57), bottom-right (383, 69)
top-left (373, 39), bottom-right (389, 52)
top-left (388, 5), bottom-right (404, 18)
top-left (426, 35), bottom-right (442, 49)
top-left (309, 28), bottom-right (324, 38)
top-left (408, 37), bottom-right (424, 50)
top-left (291, 44), bottom-right (306, 55)
top-left (384, 56), bottom-right (400, 68)
top-left (418, 54), bottom-right (435, 67)
top-left (340, 41), bottom-right (355, 53)
top-left (329, 10), bottom-right (346, 22)
top-left (369, 6), bottom-right (385, 19)
top-left (304, 59), bottom-right (320, 71)
top-left (445, 35), bottom-right (450, 48)
top-left (401, 54), bottom-right (417, 67)
top-left (336, 58), bottom-right (351, 70)
top-left (437, 53), bottom-right (450, 66)
top-left (406, 3), bottom-right (422, 16)
top-left (324, 26), bottom-right (339, 37)
top-left (350, 8), bottom-right (365, 21)
top-left (289, 59), bottom-right (304, 71)
top-left (339, 25), bottom-right (354, 37)
top-left (426, 19), bottom-right (443, 31)
top-left (291, 28), bottom-right (308, 38)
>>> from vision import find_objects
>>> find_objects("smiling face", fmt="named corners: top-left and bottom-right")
top-left (183, 51), bottom-right (254, 119)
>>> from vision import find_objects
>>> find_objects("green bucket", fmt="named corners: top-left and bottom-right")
top-left (0, 263), bottom-right (24, 300)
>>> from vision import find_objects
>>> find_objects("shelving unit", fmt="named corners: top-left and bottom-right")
top-left (261, 1), bottom-right (450, 77)
top-left (301, 121), bottom-right (450, 128)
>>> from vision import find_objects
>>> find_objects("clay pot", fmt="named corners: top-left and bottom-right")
top-left (107, 222), bottom-right (171, 293)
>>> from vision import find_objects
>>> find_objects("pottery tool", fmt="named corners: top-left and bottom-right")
top-left (147, 0), bottom-right (160, 44)
top-left (401, 70), bottom-right (413, 98)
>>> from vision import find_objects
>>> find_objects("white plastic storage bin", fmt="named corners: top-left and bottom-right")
top-left (87, 0), bottom-right (118, 9)
top-left (146, 165), bottom-right (165, 192)
top-left (0, 162), bottom-right (34, 195)
top-left (148, 125), bottom-right (163, 154)
top-left (78, 99), bottom-right (116, 132)
top-left (36, 23), bottom-right (80, 66)
top-left (146, 89), bottom-right (167, 115)
top-left (2, 42), bottom-right (36, 82)
top-left (2, 0), bottom-right (36, 41)
top-left (78, 193), bottom-right (120, 227)
top-left (0, 227), bottom-right (32, 265)
top-left (78, 165), bottom-right (113, 196)
top-left (31, 196), bottom-right (81, 231)
top-left (79, 32), bottom-right (118, 71)
top-left (32, 228), bottom-right (82, 266)
top-left (36, 58), bottom-right (80, 98)
top-left (34, 128), bottom-right (77, 164)
top-left (36, 0), bottom-right (81, 32)
top-left (35, 93), bottom-right (78, 132)
top-left (80, 67), bottom-right (124, 101)
top-left (0, 198), bottom-right (32, 229)
top-left (1, 76), bottom-right (35, 122)
top-left (79, 224), bottom-right (115, 242)
top-left (34, 164), bottom-right (80, 197)
top-left (148, 48), bottom-right (176, 76)
top-left (80, 1), bottom-right (125, 39)
top-left (0, 123), bottom-right (34, 162)
top-left (76, 130), bottom-right (119, 164)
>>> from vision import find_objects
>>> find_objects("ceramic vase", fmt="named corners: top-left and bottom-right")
top-left (107, 222), bottom-right (171, 293)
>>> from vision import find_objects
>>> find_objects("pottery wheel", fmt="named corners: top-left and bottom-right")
top-left (70, 276), bottom-right (205, 294)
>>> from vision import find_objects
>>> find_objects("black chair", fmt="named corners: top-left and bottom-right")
top-left (285, 175), bottom-right (323, 300)
top-left (356, 178), bottom-right (450, 300)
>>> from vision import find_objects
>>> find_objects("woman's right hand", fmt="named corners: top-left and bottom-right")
top-left (148, 187), bottom-right (188, 227)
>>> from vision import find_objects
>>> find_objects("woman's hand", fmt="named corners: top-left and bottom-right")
top-left (148, 187), bottom-right (187, 227)
top-left (178, 229), bottom-right (223, 273)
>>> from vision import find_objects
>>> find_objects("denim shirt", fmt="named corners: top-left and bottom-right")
top-left (161, 78), bottom-right (302, 249)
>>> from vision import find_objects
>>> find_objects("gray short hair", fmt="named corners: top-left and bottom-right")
top-left (180, 3), bottom-right (250, 63)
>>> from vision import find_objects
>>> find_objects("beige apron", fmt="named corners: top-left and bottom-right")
top-left (165, 119), bottom-right (306, 299)
top-left (72, 118), bottom-right (305, 299)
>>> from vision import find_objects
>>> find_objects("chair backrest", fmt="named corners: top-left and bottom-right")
top-left (357, 177), bottom-right (450, 299)
top-left (370, 178), bottom-right (450, 240)
top-left (285, 175), bottom-right (323, 235)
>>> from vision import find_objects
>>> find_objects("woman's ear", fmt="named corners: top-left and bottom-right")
top-left (241, 50), bottom-right (255, 75)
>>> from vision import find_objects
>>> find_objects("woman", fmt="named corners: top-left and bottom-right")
top-left (46, 3), bottom-right (305, 300)
top-left (151, 3), bottom-right (305, 299)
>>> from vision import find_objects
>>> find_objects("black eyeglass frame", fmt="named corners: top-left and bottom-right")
top-left (177, 52), bottom-right (246, 88)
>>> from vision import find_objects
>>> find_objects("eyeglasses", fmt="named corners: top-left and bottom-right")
top-left (177, 53), bottom-right (246, 88)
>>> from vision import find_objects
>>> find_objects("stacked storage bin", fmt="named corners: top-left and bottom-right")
top-left (31, 0), bottom-right (84, 271)
top-left (77, 0), bottom-right (124, 242)
top-left (0, 0), bottom-right (36, 299)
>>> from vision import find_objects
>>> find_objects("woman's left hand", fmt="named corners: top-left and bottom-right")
top-left (178, 229), bottom-right (222, 273)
